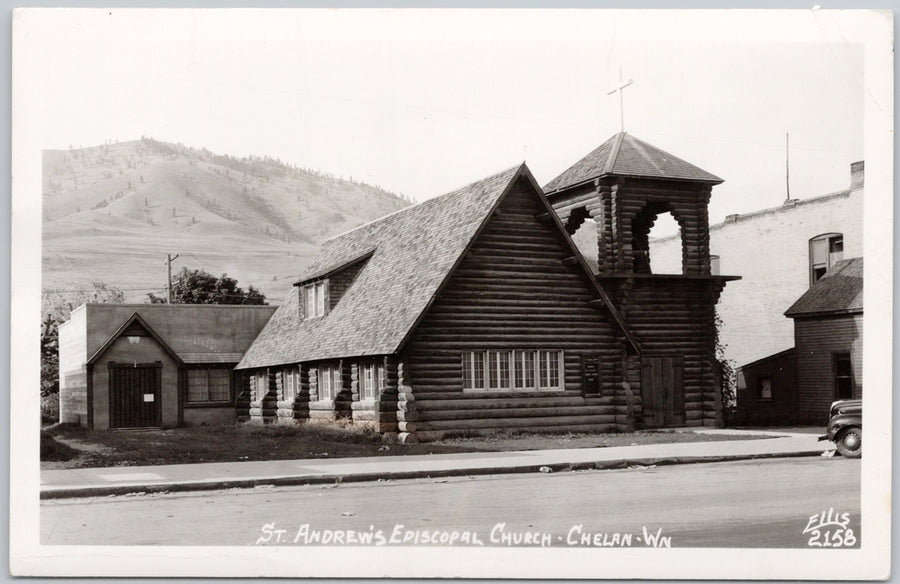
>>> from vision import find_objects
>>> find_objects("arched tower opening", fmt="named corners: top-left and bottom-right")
top-left (566, 207), bottom-right (599, 273)
top-left (630, 202), bottom-right (684, 274)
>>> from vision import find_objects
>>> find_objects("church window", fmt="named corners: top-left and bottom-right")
top-left (304, 281), bottom-right (328, 319)
top-left (252, 370), bottom-right (268, 401)
top-left (318, 363), bottom-right (342, 400)
top-left (361, 360), bottom-right (385, 400)
top-left (281, 367), bottom-right (299, 401)
top-left (463, 350), bottom-right (563, 392)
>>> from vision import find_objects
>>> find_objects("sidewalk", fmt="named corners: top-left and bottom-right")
top-left (40, 429), bottom-right (831, 499)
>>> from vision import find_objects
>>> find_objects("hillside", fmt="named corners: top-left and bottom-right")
top-left (42, 139), bottom-right (411, 303)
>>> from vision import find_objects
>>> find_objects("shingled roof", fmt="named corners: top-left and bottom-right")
top-left (543, 132), bottom-right (723, 194)
top-left (238, 164), bottom-right (636, 369)
top-left (785, 258), bottom-right (863, 318)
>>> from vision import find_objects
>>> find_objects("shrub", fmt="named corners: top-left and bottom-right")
top-left (41, 393), bottom-right (59, 426)
top-left (40, 430), bottom-right (79, 462)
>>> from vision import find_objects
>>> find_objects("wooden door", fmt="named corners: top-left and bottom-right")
top-left (640, 355), bottom-right (685, 427)
top-left (109, 363), bottom-right (162, 429)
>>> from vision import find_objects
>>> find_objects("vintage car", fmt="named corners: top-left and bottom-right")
top-left (819, 399), bottom-right (862, 458)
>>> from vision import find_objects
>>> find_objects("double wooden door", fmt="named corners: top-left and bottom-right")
top-left (109, 363), bottom-right (162, 429)
top-left (641, 355), bottom-right (685, 427)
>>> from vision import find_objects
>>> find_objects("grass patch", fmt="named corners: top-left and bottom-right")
top-left (43, 421), bottom-right (468, 469)
top-left (43, 422), bottom-right (779, 471)
top-left (438, 429), bottom-right (778, 451)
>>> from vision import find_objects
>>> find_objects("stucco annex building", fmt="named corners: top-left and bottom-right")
top-left (58, 304), bottom-right (275, 429)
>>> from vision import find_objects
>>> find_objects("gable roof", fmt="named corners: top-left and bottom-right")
top-left (86, 312), bottom-right (184, 366)
top-left (785, 258), bottom-right (863, 318)
top-left (238, 164), bottom-right (637, 369)
top-left (543, 132), bottom-right (723, 194)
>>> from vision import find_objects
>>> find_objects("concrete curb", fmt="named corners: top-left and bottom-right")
top-left (40, 450), bottom-right (826, 500)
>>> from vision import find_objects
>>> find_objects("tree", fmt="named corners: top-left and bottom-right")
top-left (41, 282), bottom-right (126, 398)
top-left (148, 267), bottom-right (267, 306)
top-left (715, 314), bottom-right (737, 426)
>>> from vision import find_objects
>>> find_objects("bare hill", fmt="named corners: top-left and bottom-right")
top-left (42, 139), bottom-right (411, 303)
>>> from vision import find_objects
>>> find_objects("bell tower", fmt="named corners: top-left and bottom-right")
top-left (545, 132), bottom-right (739, 428)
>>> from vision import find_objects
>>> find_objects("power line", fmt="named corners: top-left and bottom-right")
top-left (42, 248), bottom-right (305, 257)
top-left (42, 287), bottom-right (166, 294)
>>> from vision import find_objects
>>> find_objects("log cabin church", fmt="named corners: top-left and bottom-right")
top-left (236, 132), bottom-right (739, 442)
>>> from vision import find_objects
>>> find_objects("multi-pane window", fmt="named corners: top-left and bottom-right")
top-left (318, 364), bottom-right (342, 400)
top-left (363, 363), bottom-right (375, 399)
top-left (378, 363), bottom-right (387, 394)
top-left (282, 367), bottom-right (299, 401)
top-left (809, 233), bottom-right (844, 285)
top-left (463, 350), bottom-right (563, 392)
top-left (304, 281), bottom-right (328, 319)
top-left (834, 354), bottom-right (854, 400)
top-left (252, 370), bottom-right (268, 401)
top-left (514, 350), bottom-right (536, 389)
top-left (361, 360), bottom-right (386, 400)
top-left (187, 368), bottom-right (231, 403)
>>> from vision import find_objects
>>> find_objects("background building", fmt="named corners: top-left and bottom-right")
top-left (58, 304), bottom-right (276, 429)
top-left (651, 161), bottom-right (863, 369)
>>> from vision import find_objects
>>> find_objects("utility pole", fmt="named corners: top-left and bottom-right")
top-left (166, 254), bottom-right (180, 303)
top-left (785, 132), bottom-right (791, 201)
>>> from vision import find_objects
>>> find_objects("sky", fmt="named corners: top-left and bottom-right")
top-left (18, 9), bottom-right (871, 229)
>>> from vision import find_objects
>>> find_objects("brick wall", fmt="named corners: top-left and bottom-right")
top-left (651, 185), bottom-right (862, 368)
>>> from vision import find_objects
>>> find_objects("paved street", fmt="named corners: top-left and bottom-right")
top-left (41, 457), bottom-right (860, 548)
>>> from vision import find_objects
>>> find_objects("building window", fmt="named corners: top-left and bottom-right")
top-left (252, 370), bottom-right (268, 401)
top-left (361, 360), bottom-right (386, 400)
top-left (758, 377), bottom-right (772, 400)
top-left (514, 350), bottom-right (536, 390)
top-left (187, 368), bottom-right (231, 403)
top-left (304, 281), bottom-right (328, 319)
top-left (809, 233), bottom-right (844, 285)
top-left (363, 362), bottom-right (375, 399)
top-left (462, 350), bottom-right (564, 392)
top-left (318, 363), bottom-right (342, 400)
top-left (281, 367), bottom-right (299, 402)
top-left (834, 354), bottom-right (854, 400)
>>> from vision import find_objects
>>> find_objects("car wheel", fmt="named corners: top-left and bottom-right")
top-left (835, 426), bottom-right (862, 458)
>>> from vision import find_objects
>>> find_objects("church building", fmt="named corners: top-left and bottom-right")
top-left (237, 133), bottom-right (737, 442)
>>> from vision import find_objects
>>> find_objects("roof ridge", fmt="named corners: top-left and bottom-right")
top-left (603, 131), bottom-right (626, 175)
top-left (619, 133), bottom-right (723, 183)
top-left (238, 163), bottom-right (528, 369)
top-left (320, 164), bottom-right (524, 246)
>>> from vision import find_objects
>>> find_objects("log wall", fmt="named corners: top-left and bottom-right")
top-left (248, 368), bottom-right (277, 424)
top-left (606, 277), bottom-right (725, 427)
top-left (549, 176), bottom-right (727, 428)
top-left (399, 177), bottom-right (629, 442)
top-left (551, 178), bottom-right (713, 276)
top-left (272, 365), bottom-right (310, 422)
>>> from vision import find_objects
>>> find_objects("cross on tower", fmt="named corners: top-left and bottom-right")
top-left (606, 67), bottom-right (633, 133)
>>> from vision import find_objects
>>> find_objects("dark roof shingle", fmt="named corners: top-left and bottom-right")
top-left (543, 132), bottom-right (723, 193)
top-left (785, 258), bottom-right (863, 317)
top-left (238, 165), bottom-right (524, 368)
